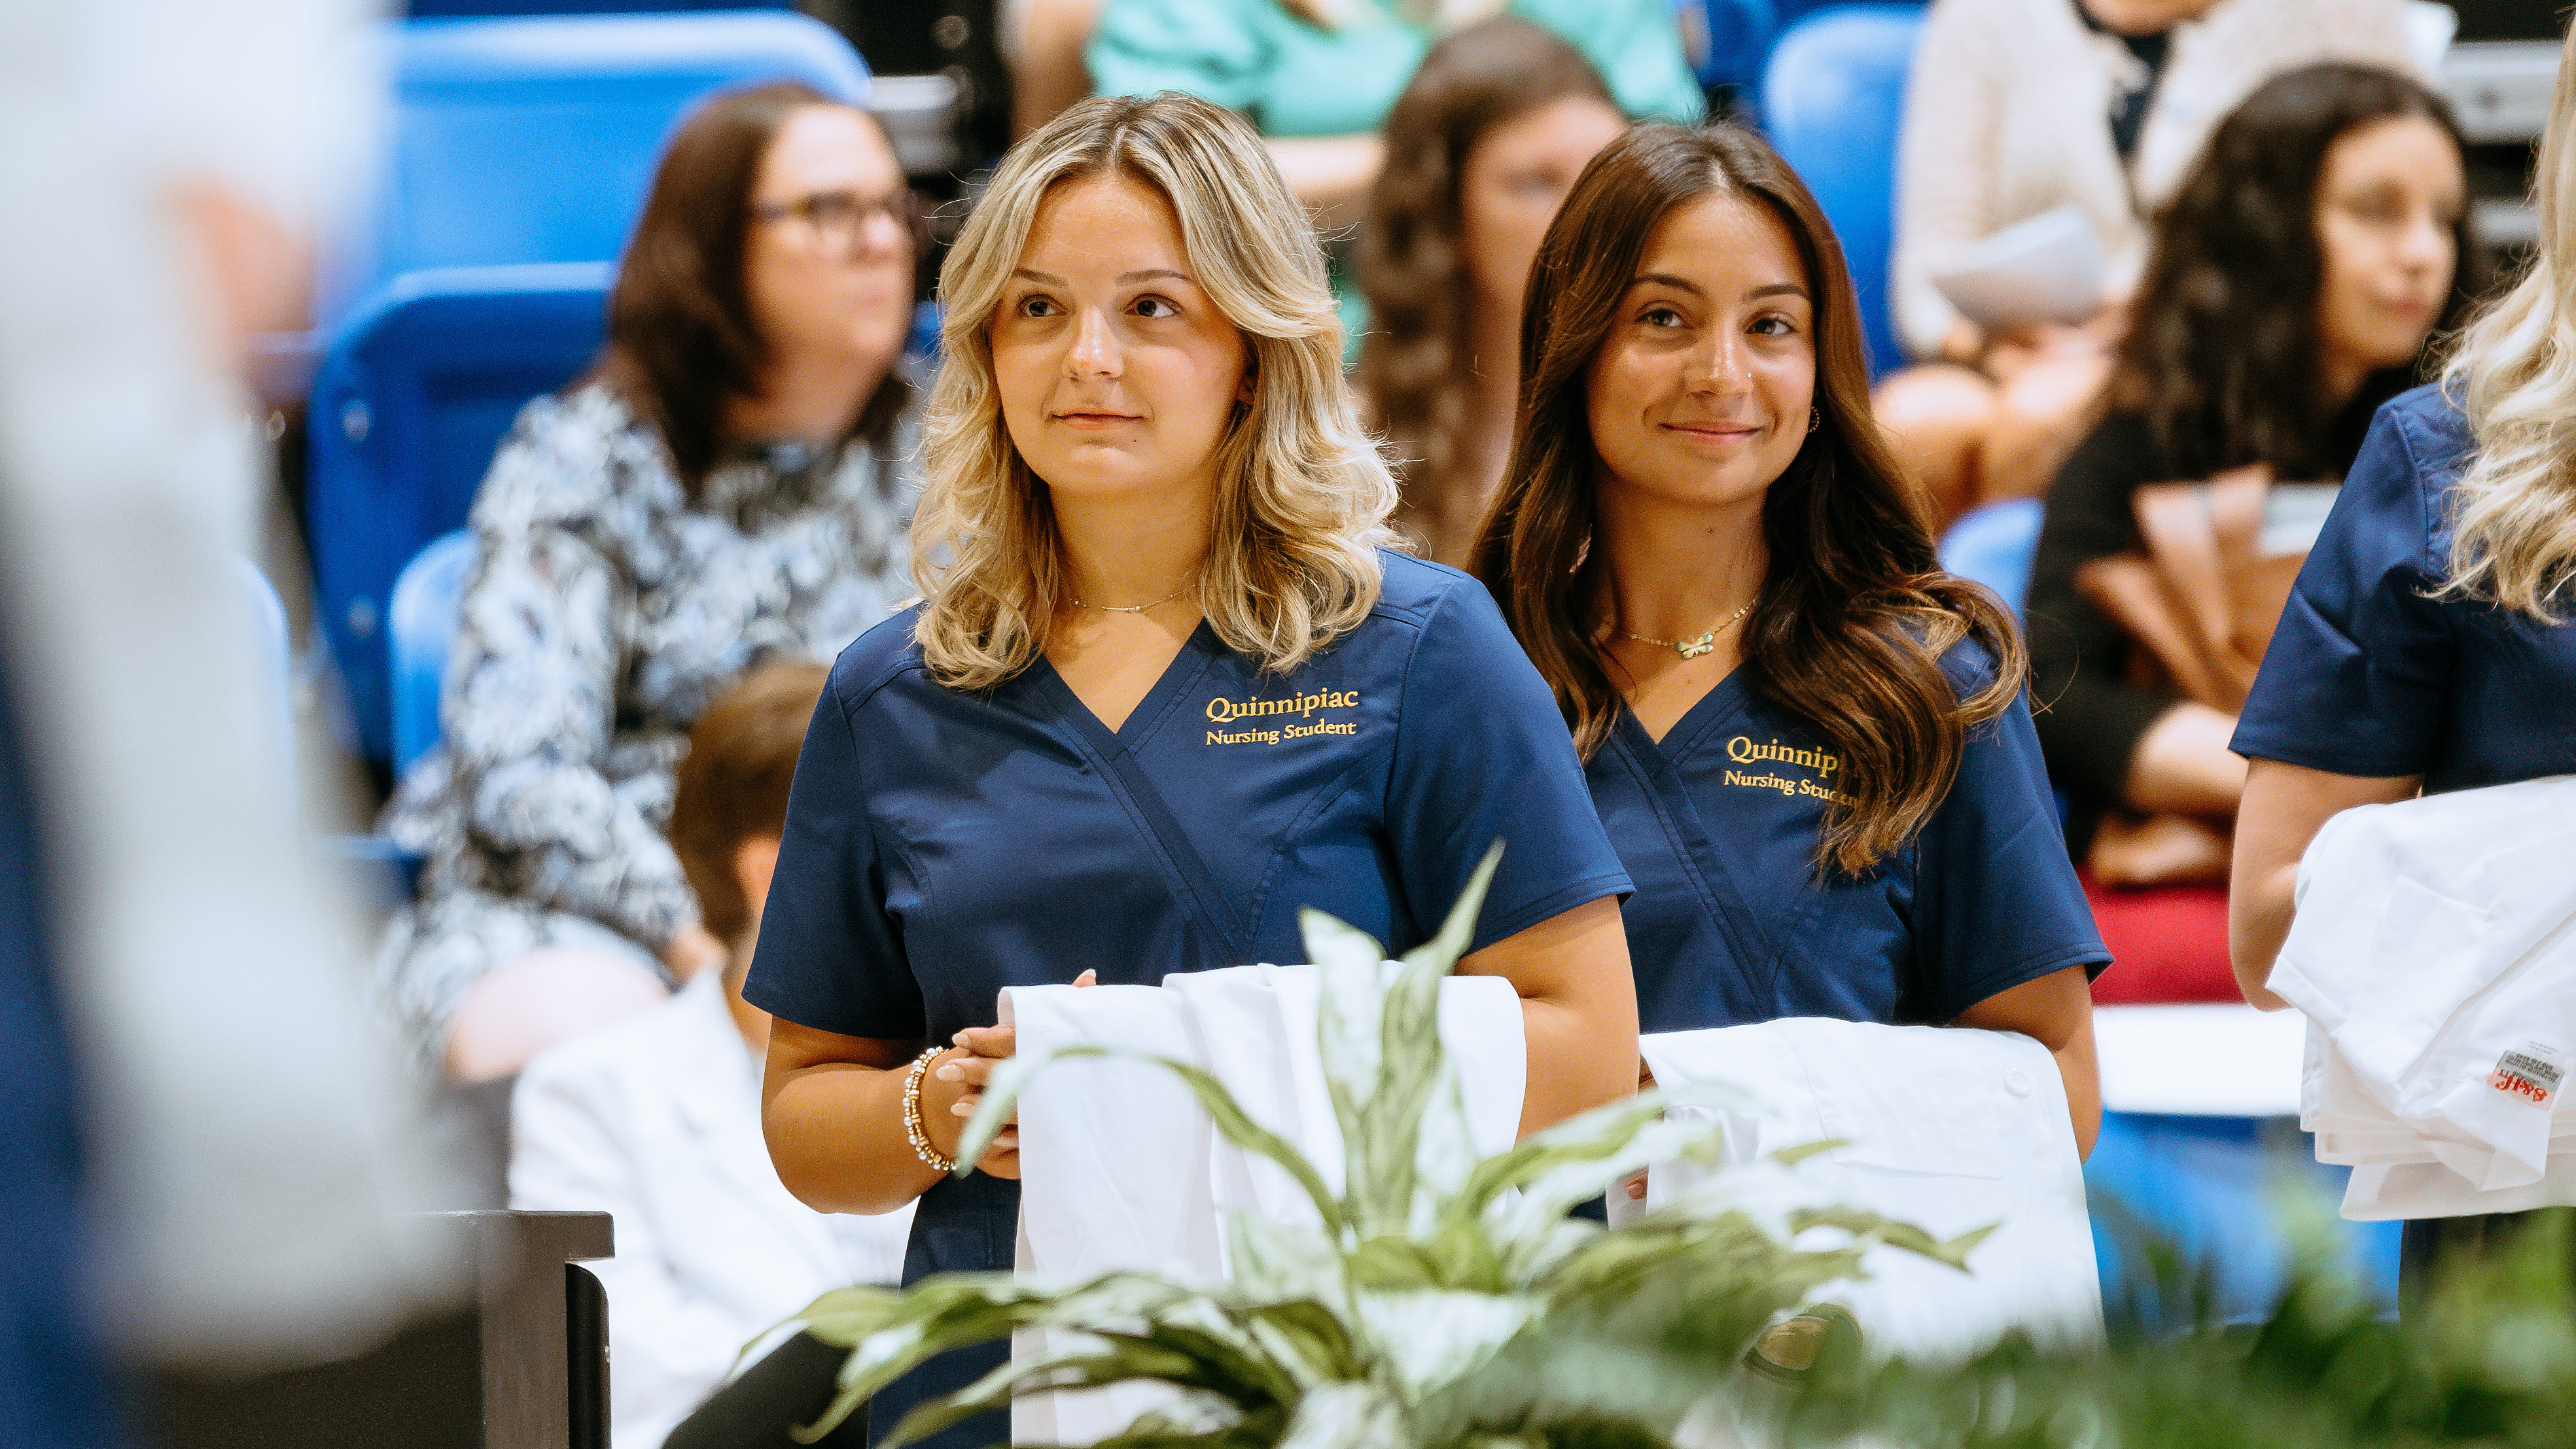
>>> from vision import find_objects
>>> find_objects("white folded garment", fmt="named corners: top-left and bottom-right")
top-left (2274, 776), bottom-right (2576, 1217)
top-left (1000, 965), bottom-right (1526, 1446)
top-left (1627, 1019), bottom-right (2101, 1358)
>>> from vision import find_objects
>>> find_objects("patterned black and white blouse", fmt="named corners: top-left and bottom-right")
top-left (377, 379), bottom-right (920, 1068)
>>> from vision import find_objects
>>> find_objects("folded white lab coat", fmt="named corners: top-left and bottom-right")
top-left (1626, 1019), bottom-right (2101, 1358)
top-left (1000, 966), bottom-right (1525, 1446)
top-left (2272, 775), bottom-right (2576, 1219)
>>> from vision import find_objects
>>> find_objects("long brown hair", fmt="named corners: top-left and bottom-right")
top-left (1356, 18), bottom-right (1611, 538)
top-left (1471, 124), bottom-right (2024, 875)
top-left (2119, 63), bottom-right (2482, 478)
top-left (599, 80), bottom-right (917, 491)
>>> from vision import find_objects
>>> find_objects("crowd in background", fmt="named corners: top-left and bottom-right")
top-left (5, 0), bottom-right (2569, 1445)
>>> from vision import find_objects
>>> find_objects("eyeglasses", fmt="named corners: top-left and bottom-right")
top-left (749, 188), bottom-right (909, 254)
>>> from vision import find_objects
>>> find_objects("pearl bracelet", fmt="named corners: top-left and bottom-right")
top-left (902, 1045), bottom-right (959, 1174)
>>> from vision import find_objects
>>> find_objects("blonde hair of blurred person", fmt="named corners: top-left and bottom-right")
top-left (402, 83), bottom-right (921, 1087)
top-left (909, 92), bottom-right (1398, 689)
top-left (1875, 0), bottom-right (2424, 525)
top-left (1356, 17), bottom-right (1625, 565)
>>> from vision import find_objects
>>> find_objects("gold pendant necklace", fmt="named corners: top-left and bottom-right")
top-left (1620, 600), bottom-right (1754, 659)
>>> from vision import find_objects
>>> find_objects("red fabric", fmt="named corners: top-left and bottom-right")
top-left (2080, 869), bottom-right (2244, 1004)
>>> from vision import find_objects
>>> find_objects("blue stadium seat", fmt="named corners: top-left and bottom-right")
top-left (2087, 1112), bottom-right (2403, 1327)
top-left (390, 531), bottom-right (480, 780)
top-left (1682, 0), bottom-right (1783, 91)
top-left (1759, 5), bottom-right (1922, 377)
top-left (309, 264), bottom-right (610, 765)
top-left (1937, 497), bottom-right (2045, 616)
top-left (317, 10), bottom-right (868, 326)
top-left (306, 11), bottom-right (870, 764)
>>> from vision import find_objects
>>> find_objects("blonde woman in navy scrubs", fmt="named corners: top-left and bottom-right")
top-left (1476, 124), bottom-right (2108, 1151)
top-left (744, 95), bottom-right (1638, 1449)
top-left (2233, 23), bottom-right (2576, 1301)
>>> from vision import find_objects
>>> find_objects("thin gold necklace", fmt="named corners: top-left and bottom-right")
top-left (1619, 600), bottom-right (1754, 659)
top-left (1070, 582), bottom-right (1195, 613)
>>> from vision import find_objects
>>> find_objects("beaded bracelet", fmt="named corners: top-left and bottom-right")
top-left (902, 1045), bottom-right (959, 1174)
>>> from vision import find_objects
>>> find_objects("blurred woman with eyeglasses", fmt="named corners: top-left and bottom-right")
top-left (375, 80), bottom-right (925, 1096)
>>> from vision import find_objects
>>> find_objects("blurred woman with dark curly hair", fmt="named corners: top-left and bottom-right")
top-left (1356, 17), bottom-right (1625, 565)
top-left (2024, 62), bottom-right (2482, 886)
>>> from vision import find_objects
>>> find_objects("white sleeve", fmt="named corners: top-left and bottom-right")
top-left (508, 1059), bottom-right (750, 1449)
top-left (1892, 0), bottom-right (2002, 360)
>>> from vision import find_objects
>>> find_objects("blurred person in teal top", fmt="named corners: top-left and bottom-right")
top-left (1089, 0), bottom-right (1702, 351)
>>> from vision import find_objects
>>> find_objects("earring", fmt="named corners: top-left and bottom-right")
top-left (1807, 407), bottom-right (1821, 434)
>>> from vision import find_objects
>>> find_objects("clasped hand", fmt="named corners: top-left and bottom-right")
top-left (924, 969), bottom-right (1095, 1180)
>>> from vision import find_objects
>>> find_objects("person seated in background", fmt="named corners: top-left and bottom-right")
top-left (1002, 0), bottom-right (1108, 139)
top-left (1084, 0), bottom-right (1700, 236)
top-left (510, 664), bottom-right (912, 1449)
top-left (1356, 18), bottom-right (1627, 565)
top-left (2024, 62), bottom-right (2480, 887)
top-left (376, 80), bottom-right (923, 1087)
top-left (1877, 0), bottom-right (2423, 526)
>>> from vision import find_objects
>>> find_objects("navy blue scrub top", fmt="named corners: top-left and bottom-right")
top-left (2234, 383), bottom-right (2576, 785)
top-left (1593, 639), bottom-right (2109, 1035)
top-left (743, 551), bottom-right (1629, 1448)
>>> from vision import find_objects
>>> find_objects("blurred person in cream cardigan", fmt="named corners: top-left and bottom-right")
top-left (1875, 0), bottom-right (2424, 523)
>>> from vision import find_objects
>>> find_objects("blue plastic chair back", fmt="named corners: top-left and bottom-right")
top-left (1761, 5), bottom-right (1922, 377)
top-left (308, 263), bottom-right (611, 763)
top-left (317, 10), bottom-right (868, 326)
top-left (1937, 497), bottom-right (2045, 617)
top-left (2085, 1111), bottom-right (2401, 1327)
top-left (389, 531), bottom-right (480, 780)
top-left (1683, 0), bottom-right (1784, 89)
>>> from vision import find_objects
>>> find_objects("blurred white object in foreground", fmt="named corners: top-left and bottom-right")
top-left (0, 0), bottom-right (455, 1370)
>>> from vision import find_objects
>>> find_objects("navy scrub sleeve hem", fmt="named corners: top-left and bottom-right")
top-left (741, 615), bottom-right (930, 1042)
top-left (2232, 383), bottom-right (2469, 781)
top-left (1381, 558), bottom-right (1634, 953)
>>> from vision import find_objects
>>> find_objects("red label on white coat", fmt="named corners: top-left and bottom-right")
top-left (2489, 1048), bottom-right (2564, 1109)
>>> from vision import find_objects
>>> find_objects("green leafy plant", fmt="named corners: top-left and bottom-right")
top-left (786, 846), bottom-right (1979, 1448)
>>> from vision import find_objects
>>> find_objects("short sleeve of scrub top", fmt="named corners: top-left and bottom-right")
top-left (2234, 382), bottom-right (2576, 790)
top-left (1592, 636), bottom-right (2108, 1035)
top-left (745, 550), bottom-right (1631, 1049)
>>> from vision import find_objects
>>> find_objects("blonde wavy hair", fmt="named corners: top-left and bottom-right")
top-left (910, 93), bottom-right (1399, 689)
top-left (2441, 24), bottom-right (2576, 619)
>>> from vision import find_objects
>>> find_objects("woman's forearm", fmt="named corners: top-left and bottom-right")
top-left (762, 1023), bottom-right (953, 1214)
top-left (1459, 895), bottom-right (1640, 1138)
top-left (1516, 993), bottom-right (1640, 1138)
top-left (2228, 759), bottom-right (2419, 1010)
